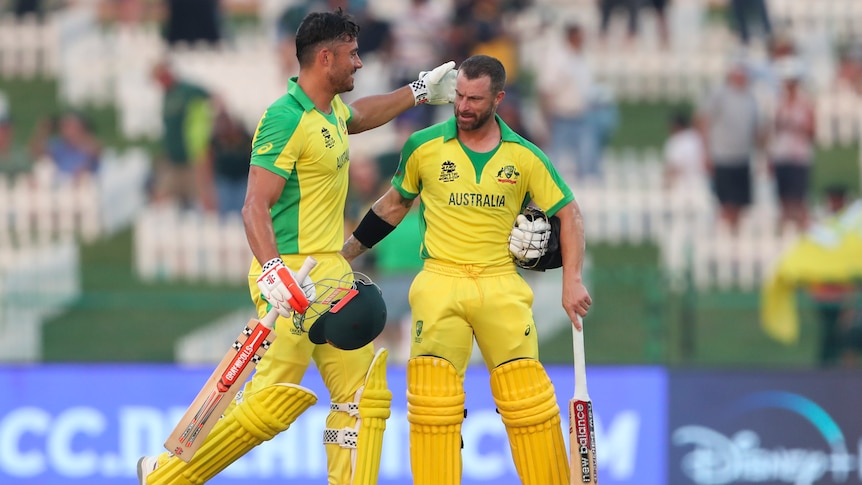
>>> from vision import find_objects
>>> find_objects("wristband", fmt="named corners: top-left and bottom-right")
top-left (409, 77), bottom-right (429, 105)
top-left (353, 209), bottom-right (396, 248)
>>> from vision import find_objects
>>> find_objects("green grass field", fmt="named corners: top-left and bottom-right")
top-left (41, 228), bottom-right (251, 362)
top-left (2, 77), bottom-right (855, 366)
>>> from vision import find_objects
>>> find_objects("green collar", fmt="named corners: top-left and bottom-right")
top-left (287, 77), bottom-right (317, 113)
top-left (441, 114), bottom-right (522, 143)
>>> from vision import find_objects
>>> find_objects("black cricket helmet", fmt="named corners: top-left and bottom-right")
top-left (295, 272), bottom-right (387, 350)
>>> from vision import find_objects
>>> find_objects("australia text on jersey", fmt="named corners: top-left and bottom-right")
top-left (448, 193), bottom-right (506, 207)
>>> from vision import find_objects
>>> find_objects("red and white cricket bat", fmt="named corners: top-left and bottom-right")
top-left (570, 316), bottom-right (597, 484)
top-left (164, 256), bottom-right (317, 462)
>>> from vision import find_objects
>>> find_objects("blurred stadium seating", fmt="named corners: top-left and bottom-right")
top-left (0, 0), bottom-right (859, 367)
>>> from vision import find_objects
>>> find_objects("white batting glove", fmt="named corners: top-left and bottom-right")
top-left (508, 214), bottom-right (552, 261)
top-left (410, 61), bottom-right (457, 105)
top-left (256, 258), bottom-right (316, 317)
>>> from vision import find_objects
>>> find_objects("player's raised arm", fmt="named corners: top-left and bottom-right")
top-left (347, 61), bottom-right (457, 134)
top-left (555, 200), bottom-right (592, 328)
top-left (341, 187), bottom-right (415, 262)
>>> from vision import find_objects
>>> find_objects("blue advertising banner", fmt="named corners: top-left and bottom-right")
top-left (0, 364), bottom-right (666, 485)
top-left (668, 370), bottom-right (862, 485)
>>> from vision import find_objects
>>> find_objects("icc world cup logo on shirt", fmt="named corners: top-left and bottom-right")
top-left (321, 127), bottom-right (335, 148)
top-left (496, 165), bottom-right (520, 184)
top-left (439, 161), bottom-right (460, 182)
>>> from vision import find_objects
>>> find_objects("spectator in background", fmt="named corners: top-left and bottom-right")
top-left (162, 0), bottom-right (221, 46)
top-left (205, 103), bottom-right (252, 215)
top-left (448, 3), bottom-right (479, 64)
top-left (647, 0), bottom-right (671, 49)
top-left (345, 152), bottom-right (385, 273)
top-left (768, 58), bottom-right (815, 232)
top-left (728, 0), bottom-right (772, 46)
top-left (30, 110), bottom-right (101, 183)
top-left (663, 108), bottom-right (707, 191)
top-left (9, 0), bottom-right (42, 18)
top-left (468, 0), bottom-right (528, 133)
top-left (835, 41), bottom-right (862, 94)
top-left (598, 0), bottom-right (641, 47)
top-left (374, 118), bottom-right (415, 179)
top-left (389, 0), bottom-right (449, 130)
top-left (697, 61), bottom-right (764, 232)
top-left (275, 1), bottom-right (388, 80)
top-left (589, 83), bottom-right (619, 164)
top-left (537, 22), bottom-right (599, 181)
top-left (468, 0), bottom-right (519, 80)
top-left (0, 92), bottom-right (30, 180)
top-left (495, 90), bottom-right (537, 143)
top-left (807, 185), bottom-right (858, 367)
top-left (746, 31), bottom-right (798, 118)
top-left (151, 60), bottom-right (213, 210)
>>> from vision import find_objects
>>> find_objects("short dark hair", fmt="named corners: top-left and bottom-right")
top-left (295, 8), bottom-right (360, 66)
top-left (564, 22), bottom-right (582, 36)
top-left (824, 184), bottom-right (849, 198)
top-left (670, 109), bottom-right (691, 128)
top-left (459, 55), bottom-right (506, 95)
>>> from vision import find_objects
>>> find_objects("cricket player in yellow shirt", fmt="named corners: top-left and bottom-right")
top-left (138, 8), bottom-right (457, 485)
top-left (341, 54), bottom-right (592, 485)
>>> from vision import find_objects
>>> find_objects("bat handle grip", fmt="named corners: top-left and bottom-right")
top-left (260, 256), bottom-right (318, 328)
top-left (573, 315), bottom-right (590, 399)
top-left (295, 256), bottom-right (317, 281)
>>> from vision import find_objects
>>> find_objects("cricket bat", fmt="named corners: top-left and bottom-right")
top-left (570, 316), bottom-right (597, 484)
top-left (164, 256), bottom-right (317, 462)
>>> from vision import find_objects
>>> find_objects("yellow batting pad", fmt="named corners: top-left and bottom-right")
top-left (147, 384), bottom-right (317, 485)
top-left (490, 359), bottom-right (569, 485)
top-left (407, 356), bottom-right (465, 485)
top-left (351, 347), bottom-right (392, 484)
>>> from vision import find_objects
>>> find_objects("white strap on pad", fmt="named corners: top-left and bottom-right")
top-left (322, 385), bottom-right (365, 450)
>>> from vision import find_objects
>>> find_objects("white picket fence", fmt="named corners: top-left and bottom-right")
top-left (815, 87), bottom-right (862, 147)
top-left (570, 150), bottom-right (802, 291)
top-left (133, 206), bottom-right (252, 284)
top-left (130, 150), bottom-right (796, 292)
top-left (0, 148), bottom-right (150, 245)
top-left (175, 307), bottom-right (256, 364)
top-left (0, 240), bottom-right (80, 362)
top-left (0, 147), bottom-right (149, 362)
top-left (0, 14), bottom-right (58, 78)
top-left (771, 0), bottom-right (862, 40)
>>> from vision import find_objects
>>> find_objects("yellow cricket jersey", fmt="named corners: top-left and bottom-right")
top-left (250, 77), bottom-right (352, 254)
top-left (393, 115), bottom-right (574, 266)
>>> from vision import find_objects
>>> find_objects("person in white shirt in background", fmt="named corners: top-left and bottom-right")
top-left (768, 57), bottom-right (816, 232)
top-left (537, 21), bottom-right (598, 181)
top-left (663, 109), bottom-right (708, 192)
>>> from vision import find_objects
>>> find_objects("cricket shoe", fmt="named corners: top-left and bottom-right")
top-left (137, 455), bottom-right (158, 484)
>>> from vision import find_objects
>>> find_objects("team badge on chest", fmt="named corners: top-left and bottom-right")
top-left (496, 165), bottom-right (520, 184)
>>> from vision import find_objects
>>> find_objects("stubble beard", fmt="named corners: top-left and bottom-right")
top-left (328, 70), bottom-right (356, 94)
top-left (455, 105), bottom-right (494, 132)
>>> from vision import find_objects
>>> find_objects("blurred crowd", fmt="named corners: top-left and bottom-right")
top-left (1, 0), bottom-right (862, 365)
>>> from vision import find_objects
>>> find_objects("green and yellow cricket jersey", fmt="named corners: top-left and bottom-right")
top-left (250, 77), bottom-right (352, 255)
top-left (393, 115), bottom-right (574, 267)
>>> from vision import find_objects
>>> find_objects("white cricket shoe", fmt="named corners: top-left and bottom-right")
top-left (137, 455), bottom-right (158, 484)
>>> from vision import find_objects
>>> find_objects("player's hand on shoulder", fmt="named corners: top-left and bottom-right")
top-left (256, 258), bottom-right (317, 317)
top-left (410, 61), bottom-right (457, 105)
